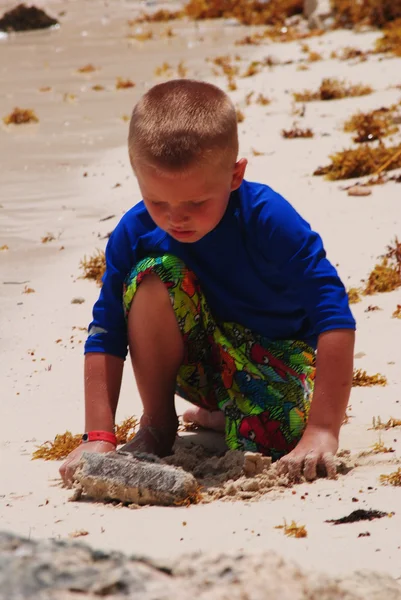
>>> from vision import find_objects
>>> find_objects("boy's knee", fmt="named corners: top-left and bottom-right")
top-left (135, 273), bottom-right (171, 306)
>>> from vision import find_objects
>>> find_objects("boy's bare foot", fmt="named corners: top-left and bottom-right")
top-left (182, 407), bottom-right (225, 432)
top-left (120, 414), bottom-right (178, 458)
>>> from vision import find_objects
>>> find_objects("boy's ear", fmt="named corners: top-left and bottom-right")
top-left (231, 158), bottom-right (248, 191)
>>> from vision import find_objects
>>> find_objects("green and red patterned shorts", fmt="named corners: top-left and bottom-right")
top-left (123, 254), bottom-right (316, 461)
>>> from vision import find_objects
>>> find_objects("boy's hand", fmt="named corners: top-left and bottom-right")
top-left (278, 426), bottom-right (339, 481)
top-left (59, 441), bottom-right (116, 488)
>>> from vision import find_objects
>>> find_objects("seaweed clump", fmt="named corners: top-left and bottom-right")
top-left (79, 249), bottom-right (106, 285)
top-left (0, 3), bottom-right (58, 32)
top-left (393, 304), bottom-right (401, 318)
top-left (352, 369), bottom-right (387, 387)
top-left (275, 520), bottom-right (307, 538)
top-left (313, 143), bottom-right (401, 180)
top-left (282, 125), bottom-right (314, 139)
top-left (380, 467), bottom-right (401, 486)
top-left (293, 78), bottom-right (373, 102)
top-left (32, 417), bottom-right (138, 460)
top-left (184, 0), bottom-right (303, 25)
top-left (343, 107), bottom-right (398, 143)
top-left (347, 287), bottom-right (361, 304)
top-left (3, 107), bottom-right (38, 125)
top-left (375, 18), bottom-right (401, 56)
top-left (116, 77), bottom-right (135, 90)
top-left (331, 0), bottom-right (401, 29)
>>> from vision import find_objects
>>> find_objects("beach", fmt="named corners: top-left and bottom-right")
top-left (1, 0), bottom-right (401, 590)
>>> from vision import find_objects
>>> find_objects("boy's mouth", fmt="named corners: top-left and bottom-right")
top-left (170, 228), bottom-right (196, 240)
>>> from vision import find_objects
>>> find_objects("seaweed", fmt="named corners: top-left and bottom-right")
top-left (347, 287), bottom-right (361, 304)
top-left (3, 107), bottom-right (38, 125)
top-left (184, 0), bottom-right (303, 25)
top-left (0, 3), bottom-right (59, 32)
top-left (375, 18), bottom-right (401, 56)
top-left (282, 125), bottom-right (314, 138)
top-left (41, 233), bottom-right (55, 243)
top-left (23, 286), bottom-right (35, 294)
top-left (380, 467), bottom-right (401, 486)
top-left (79, 249), bottom-right (106, 285)
top-left (115, 417), bottom-right (138, 444)
top-left (343, 107), bottom-right (398, 143)
top-left (227, 76), bottom-right (237, 91)
top-left (393, 304), bottom-right (401, 318)
top-left (241, 61), bottom-right (261, 77)
top-left (275, 520), bottom-right (307, 538)
top-left (127, 30), bottom-right (153, 42)
top-left (307, 51), bottom-right (323, 62)
top-left (77, 64), bottom-right (97, 73)
top-left (371, 416), bottom-right (401, 430)
top-left (92, 85), bottom-right (105, 91)
top-left (251, 148), bottom-right (265, 156)
top-left (256, 93), bottom-right (271, 105)
top-left (115, 77), bottom-right (135, 90)
top-left (385, 236), bottom-right (401, 273)
top-left (236, 109), bottom-right (245, 123)
top-left (209, 55), bottom-right (239, 77)
top-left (32, 417), bottom-right (139, 460)
top-left (313, 143), bottom-right (401, 180)
top-left (177, 61), bottom-right (188, 78)
top-left (294, 78), bottom-right (373, 102)
top-left (335, 46), bottom-right (369, 61)
top-left (0, 245), bottom-right (9, 251)
top-left (331, 0), bottom-right (401, 29)
top-left (352, 369), bottom-right (387, 387)
top-left (154, 62), bottom-right (173, 77)
top-left (358, 437), bottom-right (395, 456)
top-left (364, 258), bottom-right (400, 294)
top-left (130, 9), bottom-right (182, 24)
top-left (325, 509), bottom-right (389, 525)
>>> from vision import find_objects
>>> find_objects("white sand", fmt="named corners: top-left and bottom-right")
top-left (1, 0), bottom-right (401, 585)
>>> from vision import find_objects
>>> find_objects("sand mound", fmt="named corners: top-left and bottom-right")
top-left (162, 442), bottom-right (354, 503)
top-left (1, 531), bottom-right (400, 599)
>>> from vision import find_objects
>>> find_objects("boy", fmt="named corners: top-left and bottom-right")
top-left (60, 79), bottom-right (355, 486)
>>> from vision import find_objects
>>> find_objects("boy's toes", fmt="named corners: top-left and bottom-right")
top-left (183, 407), bottom-right (225, 432)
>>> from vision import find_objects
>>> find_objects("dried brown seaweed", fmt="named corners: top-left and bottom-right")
top-left (331, 0), bottom-right (401, 28)
top-left (154, 62), bottom-right (173, 77)
top-left (380, 467), bottom-right (401, 486)
top-left (307, 51), bottom-right (323, 62)
top-left (241, 61), bottom-right (261, 77)
top-left (127, 30), bottom-right (153, 42)
top-left (375, 18), bottom-right (401, 56)
top-left (364, 258), bottom-right (400, 294)
top-left (79, 249), bottom-right (106, 285)
top-left (77, 64), bottom-right (97, 73)
top-left (358, 438), bottom-right (394, 456)
top-left (184, 0), bottom-right (303, 25)
top-left (347, 287), bottom-right (361, 304)
top-left (3, 107), bottom-right (38, 125)
top-left (275, 520), bottom-right (307, 538)
top-left (32, 417), bottom-right (139, 460)
top-left (115, 77), bottom-right (135, 90)
top-left (385, 236), bottom-right (401, 273)
top-left (313, 143), bottom-right (401, 180)
top-left (352, 369), bottom-right (387, 387)
top-left (129, 9), bottom-right (182, 24)
top-left (294, 78), bottom-right (373, 102)
top-left (236, 109), bottom-right (245, 123)
top-left (393, 304), bottom-right (401, 318)
top-left (343, 107), bottom-right (398, 143)
top-left (41, 233), bottom-right (55, 243)
top-left (371, 416), bottom-right (401, 430)
top-left (256, 93), bottom-right (271, 105)
top-left (335, 46), bottom-right (369, 61)
top-left (282, 125), bottom-right (314, 138)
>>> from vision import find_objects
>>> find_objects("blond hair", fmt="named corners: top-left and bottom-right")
top-left (128, 79), bottom-right (238, 172)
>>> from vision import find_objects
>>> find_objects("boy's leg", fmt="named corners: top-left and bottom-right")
top-left (121, 273), bottom-right (183, 457)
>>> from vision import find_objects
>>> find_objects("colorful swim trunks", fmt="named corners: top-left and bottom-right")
top-left (123, 254), bottom-right (316, 461)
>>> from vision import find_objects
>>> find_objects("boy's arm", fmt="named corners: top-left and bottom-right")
top-left (84, 353), bottom-right (124, 432)
top-left (278, 328), bottom-right (354, 480)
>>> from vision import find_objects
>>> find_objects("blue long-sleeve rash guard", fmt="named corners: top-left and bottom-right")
top-left (85, 180), bottom-right (356, 359)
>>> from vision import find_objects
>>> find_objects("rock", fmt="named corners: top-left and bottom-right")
top-left (347, 185), bottom-right (372, 197)
top-left (0, 4), bottom-right (59, 32)
top-left (1, 531), bottom-right (401, 599)
top-left (73, 450), bottom-right (199, 506)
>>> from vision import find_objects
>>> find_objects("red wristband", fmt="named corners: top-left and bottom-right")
top-left (81, 431), bottom-right (117, 446)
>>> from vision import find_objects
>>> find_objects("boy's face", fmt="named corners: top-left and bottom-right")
top-left (134, 159), bottom-right (247, 243)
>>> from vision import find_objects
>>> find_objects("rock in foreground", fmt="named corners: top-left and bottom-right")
top-left (1, 532), bottom-right (401, 600)
top-left (0, 4), bottom-right (58, 32)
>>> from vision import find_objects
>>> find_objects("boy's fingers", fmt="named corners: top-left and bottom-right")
top-left (286, 456), bottom-right (303, 481)
top-left (303, 452), bottom-right (318, 481)
top-left (322, 452), bottom-right (337, 480)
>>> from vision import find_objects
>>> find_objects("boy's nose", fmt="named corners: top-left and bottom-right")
top-left (169, 210), bottom-right (188, 226)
